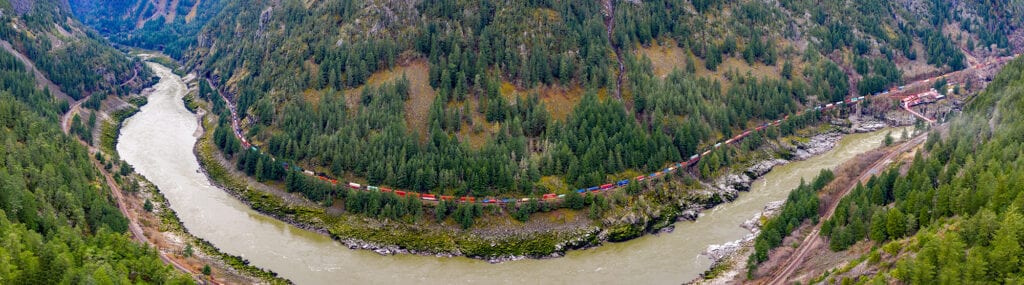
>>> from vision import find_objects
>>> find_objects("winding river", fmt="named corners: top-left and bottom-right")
top-left (118, 62), bottom-right (896, 284)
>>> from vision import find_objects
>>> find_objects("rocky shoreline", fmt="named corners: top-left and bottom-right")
top-left (191, 99), bottom-right (894, 264)
top-left (191, 118), bottom-right (604, 263)
top-left (689, 120), bottom-right (903, 284)
top-left (709, 128), bottom-right (848, 197)
top-left (701, 201), bottom-right (784, 263)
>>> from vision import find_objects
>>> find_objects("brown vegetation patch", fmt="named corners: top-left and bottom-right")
top-left (899, 41), bottom-right (943, 80)
top-left (636, 40), bottom-right (689, 78)
top-left (344, 59), bottom-right (435, 139)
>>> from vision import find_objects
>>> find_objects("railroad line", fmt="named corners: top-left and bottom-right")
top-left (210, 54), bottom-right (1018, 207)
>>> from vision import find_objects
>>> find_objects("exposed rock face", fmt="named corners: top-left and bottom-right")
top-left (678, 208), bottom-right (701, 221)
top-left (746, 159), bottom-right (789, 178)
top-left (852, 119), bottom-right (888, 133)
top-left (720, 173), bottom-right (752, 192)
top-left (710, 158), bottom-right (789, 197)
top-left (703, 237), bottom-right (751, 262)
top-left (792, 132), bottom-right (842, 160)
top-left (703, 200), bottom-right (785, 263)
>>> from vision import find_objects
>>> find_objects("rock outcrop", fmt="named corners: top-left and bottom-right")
top-left (792, 132), bottom-right (843, 160)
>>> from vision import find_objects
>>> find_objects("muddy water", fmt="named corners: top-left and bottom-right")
top-left (118, 62), bottom-right (897, 284)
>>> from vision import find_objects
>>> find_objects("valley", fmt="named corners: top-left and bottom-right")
top-left (2, 0), bottom-right (1024, 284)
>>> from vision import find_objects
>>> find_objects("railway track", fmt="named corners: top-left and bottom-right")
top-left (763, 129), bottom-right (931, 284)
top-left (209, 54), bottom-right (1017, 206)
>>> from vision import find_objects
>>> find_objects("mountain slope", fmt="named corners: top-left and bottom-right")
top-left (66, 0), bottom-right (1023, 202)
top-left (68, 0), bottom-right (228, 58)
top-left (163, 0), bottom-right (1019, 196)
top-left (788, 57), bottom-right (1024, 283)
top-left (0, 0), bottom-right (154, 100)
top-left (0, 2), bottom-right (191, 283)
top-left (0, 33), bottom-right (191, 285)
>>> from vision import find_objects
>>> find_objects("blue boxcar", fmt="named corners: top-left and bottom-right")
top-left (616, 180), bottom-right (629, 186)
top-left (586, 186), bottom-right (600, 191)
top-left (576, 189), bottom-right (587, 193)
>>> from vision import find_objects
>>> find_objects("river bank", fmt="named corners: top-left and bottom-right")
top-left (193, 85), bottom-right (899, 264)
top-left (117, 61), bottom-right (291, 284)
top-left (124, 60), bottom-right (901, 284)
top-left (691, 125), bottom-right (916, 284)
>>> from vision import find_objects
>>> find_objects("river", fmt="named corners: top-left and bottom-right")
top-left (118, 62), bottom-right (897, 284)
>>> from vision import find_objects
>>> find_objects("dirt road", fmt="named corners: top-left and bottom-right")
top-left (58, 88), bottom-right (203, 283)
top-left (764, 131), bottom-right (930, 284)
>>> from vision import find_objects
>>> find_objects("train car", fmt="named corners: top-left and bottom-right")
top-left (576, 189), bottom-right (587, 193)
top-left (501, 198), bottom-right (513, 203)
top-left (725, 138), bottom-right (735, 144)
top-left (542, 193), bottom-right (558, 200)
top-left (600, 183), bottom-right (614, 190)
top-left (898, 86), bottom-right (905, 90)
top-left (520, 198), bottom-right (531, 202)
top-left (636, 175), bottom-right (646, 181)
top-left (558, 194), bottom-right (566, 198)
top-left (688, 154), bottom-right (700, 164)
top-left (825, 103), bottom-right (833, 108)
top-left (649, 173), bottom-right (658, 178)
top-left (421, 194), bottom-right (437, 201)
top-left (367, 186), bottom-right (379, 191)
top-left (702, 150), bottom-right (711, 156)
top-left (616, 179), bottom-right (629, 187)
top-left (714, 142), bottom-right (722, 148)
top-left (441, 195), bottom-right (455, 201)
top-left (741, 131), bottom-right (751, 137)
top-left (303, 170), bottom-right (315, 176)
top-left (381, 187), bottom-right (392, 193)
top-left (858, 96), bottom-right (866, 101)
top-left (395, 190), bottom-right (406, 197)
top-left (665, 166), bottom-right (676, 173)
top-left (586, 186), bottom-right (600, 192)
top-left (347, 182), bottom-right (361, 189)
top-left (460, 196), bottom-right (476, 203)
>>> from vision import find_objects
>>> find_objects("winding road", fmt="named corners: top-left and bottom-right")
top-left (52, 68), bottom-right (203, 283)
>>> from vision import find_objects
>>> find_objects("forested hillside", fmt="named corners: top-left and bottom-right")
top-left (69, 0), bottom-right (1022, 198)
top-left (0, 0), bottom-right (154, 100)
top-left (0, 1), bottom-right (191, 282)
top-left (68, 0), bottom-right (227, 58)
top-left (0, 45), bottom-right (190, 283)
top-left (815, 57), bottom-right (1024, 283)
